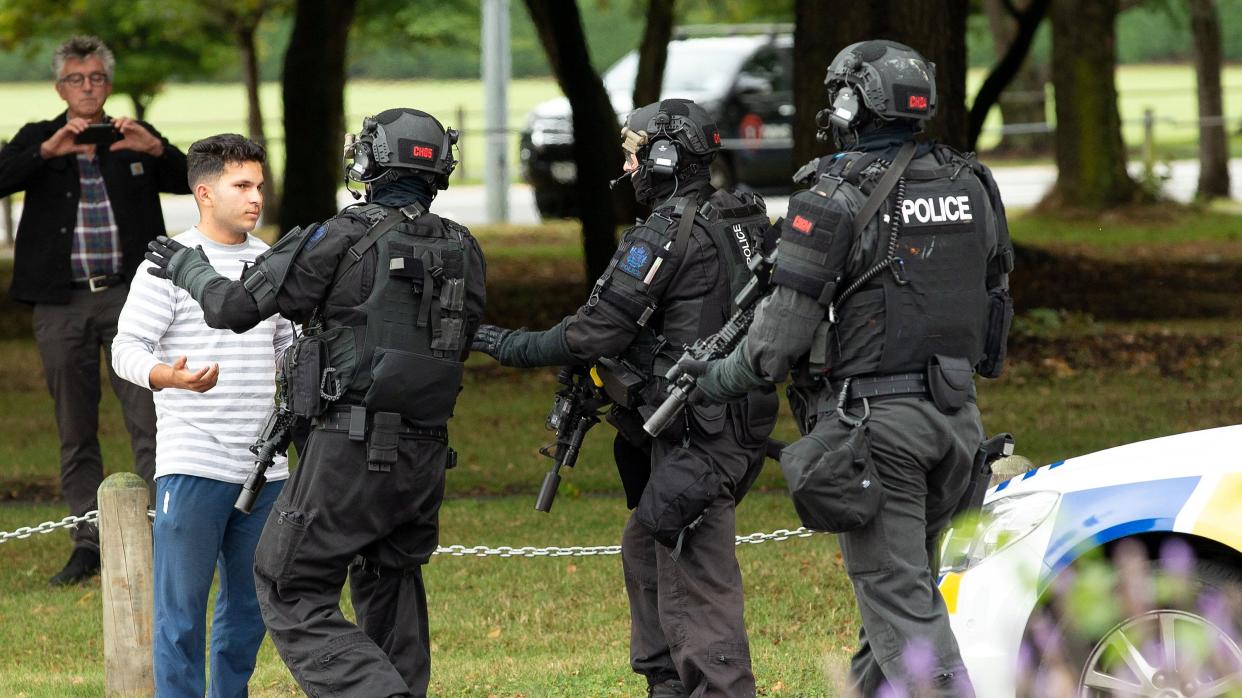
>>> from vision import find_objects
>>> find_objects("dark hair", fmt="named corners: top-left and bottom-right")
top-left (187, 134), bottom-right (266, 188)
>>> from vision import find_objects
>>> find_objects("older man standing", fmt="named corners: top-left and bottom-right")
top-left (0, 35), bottom-right (190, 586)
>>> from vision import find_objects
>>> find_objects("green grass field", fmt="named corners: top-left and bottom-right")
top-left (2, 208), bottom-right (1242, 694)
top-left (1, 63), bottom-right (1237, 183)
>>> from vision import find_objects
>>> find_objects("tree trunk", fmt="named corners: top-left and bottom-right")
top-left (525, 0), bottom-right (627, 282)
top-left (880, 0), bottom-right (971, 150)
top-left (1046, 0), bottom-right (1138, 209)
top-left (792, 1), bottom-right (871, 166)
top-left (280, 0), bottom-right (356, 233)
top-left (1188, 0), bottom-right (1230, 199)
top-left (632, 0), bottom-right (675, 109)
top-left (975, 0), bottom-right (1052, 155)
top-left (129, 95), bottom-right (148, 122)
top-left (237, 24), bottom-right (280, 223)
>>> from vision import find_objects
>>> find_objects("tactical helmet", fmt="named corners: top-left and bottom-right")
top-left (818, 40), bottom-right (937, 138)
top-left (621, 98), bottom-right (721, 172)
top-left (620, 99), bottom-right (720, 206)
top-left (344, 108), bottom-right (459, 190)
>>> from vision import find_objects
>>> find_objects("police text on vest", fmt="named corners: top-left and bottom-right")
top-left (899, 195), bottom-right (972, 225)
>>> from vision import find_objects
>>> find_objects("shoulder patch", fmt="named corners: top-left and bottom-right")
top-left (790, 215), bottom-right (814, 235)
top-left (617, 242), bottom-right (653, 279)
top-left (304, 224), bottom-right (328, 251)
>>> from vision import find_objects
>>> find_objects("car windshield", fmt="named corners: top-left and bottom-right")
top-left (603, 44), bottom-right (750, 97)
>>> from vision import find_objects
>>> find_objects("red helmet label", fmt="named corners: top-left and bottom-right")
top-left (907, 95), bottom-right (929, 111)
top-left (411, 145), bottom-right (435, 159)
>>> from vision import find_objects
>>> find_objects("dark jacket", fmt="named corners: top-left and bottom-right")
top-left (0, 111), bottom-right (190, 305)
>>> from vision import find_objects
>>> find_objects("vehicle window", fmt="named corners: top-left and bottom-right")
top-left (737, 49), bottom-right (785, 93)
top-left (603, 44), bottom-right (753, 97)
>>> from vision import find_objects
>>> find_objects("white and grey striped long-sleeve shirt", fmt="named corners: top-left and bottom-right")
top-left (113, 227), bottom-right (296, 483)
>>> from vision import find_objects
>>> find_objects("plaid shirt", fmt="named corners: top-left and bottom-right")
top-left (70, 153), bottom-right (122, 281)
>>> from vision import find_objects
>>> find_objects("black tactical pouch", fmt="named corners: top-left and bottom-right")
top-left (977, 287), bottom-right (1014, 379)
top-left (635, 447), bottom-right (721, 554)
top-left (367, 411), bottom-right (401, 472)
top-left (286, 335), bottom-right (327, 419)
top-left (927, 354), bottom-right (974, 414)
top-left (786, 383), bottom-right (818, 436)
top-left (365, 349), bottom-right (463, 427)
top-left (780, 425), bottom-right (883, 533)
top-left (596, 357), bottom-right (647, 408)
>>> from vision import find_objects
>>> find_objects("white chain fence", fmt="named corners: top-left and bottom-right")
top-left (0, 509), bottom-right (823, 557)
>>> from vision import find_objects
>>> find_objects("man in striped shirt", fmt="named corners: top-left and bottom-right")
top-left (112, 134), bottom-right (294, 697)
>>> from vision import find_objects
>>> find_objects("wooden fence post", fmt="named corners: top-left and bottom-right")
top-left (98, 472), bottom-right (154, 696)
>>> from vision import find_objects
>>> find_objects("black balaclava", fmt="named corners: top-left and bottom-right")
top-left (370, 172), bottom-right (436, 208)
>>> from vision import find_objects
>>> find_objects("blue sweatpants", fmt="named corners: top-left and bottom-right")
top-left (153, 473), bottom-right (283, 698)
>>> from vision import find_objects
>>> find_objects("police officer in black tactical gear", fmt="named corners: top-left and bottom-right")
top-left (696, 41), bottom-right (1015, 697)
top-left (144, 108), bottom-right (486, 698)
top-left (471, 98), bottom-right (780, 698)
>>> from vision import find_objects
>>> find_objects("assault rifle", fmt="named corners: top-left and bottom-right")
top-left (236, 390), bottom-right (295, 514)
top-left (643, 248), bottom-right (776, 437)
top-left (535, 365), bottom-right (611, 512)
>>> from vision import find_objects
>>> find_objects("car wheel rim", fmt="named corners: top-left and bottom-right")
top-left (1078, 609), bottom-right (1242, 697)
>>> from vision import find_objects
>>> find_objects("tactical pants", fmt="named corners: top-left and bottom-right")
top-left (253, 426), bottom-right (447, 698)
top-left (819, 394), bottom-right (983, 698)
top-left (622, 404), bottom-right (768, 697)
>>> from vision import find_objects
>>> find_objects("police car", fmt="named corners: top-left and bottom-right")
top-left (938, 425), bottom-right (1242, 697)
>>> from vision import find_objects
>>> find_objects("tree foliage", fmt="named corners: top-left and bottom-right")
top-left (0, 0), bottom-right (227, 117)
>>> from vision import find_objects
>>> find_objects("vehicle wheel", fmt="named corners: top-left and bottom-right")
top-left (1018, 542), bottom-right (1242, 697)
top-left (709, 154), bottom-right (736, 190)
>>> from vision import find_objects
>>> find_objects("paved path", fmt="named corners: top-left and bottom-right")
top-left (2, 160), bottom-right (1240, 241)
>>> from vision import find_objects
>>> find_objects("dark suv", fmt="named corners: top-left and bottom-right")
top-left (519, 30), bottom-right (794, 219)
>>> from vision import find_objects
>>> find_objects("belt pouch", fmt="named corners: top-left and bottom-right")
top-left (927, 354), bottom-right (973, 414)
top-left (367, 411), bottom-right (400, 472)
top-left (287, 335), bottom-right (326, 419)
top-left (978, 287), bottom-right (1014, 379)
top-left (779, 425), bottom-right (882, 533)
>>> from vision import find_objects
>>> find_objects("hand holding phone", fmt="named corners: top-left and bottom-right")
top-left (74, 122), bottom-right (121, 145)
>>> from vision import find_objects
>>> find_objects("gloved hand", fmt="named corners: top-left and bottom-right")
top-left (145, 235), bottom-right (220, 301)
top-left (693, 360), bottom-right (732, 404)
top-left (470, 324), bottom-right (513, 361)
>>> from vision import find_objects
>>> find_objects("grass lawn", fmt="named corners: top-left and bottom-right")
top-left (1, 206), bottom-right (1241, 694)
top-left (1, 62), bottom-right (1238, 184)
top-left (0, 494), bottom-right (854, 697)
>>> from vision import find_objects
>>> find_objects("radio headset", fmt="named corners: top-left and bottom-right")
top-left (645, 112), bottom-right (679, 177)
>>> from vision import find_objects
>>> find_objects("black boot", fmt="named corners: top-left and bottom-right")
top-left (49, 547), bottom-right (100, 586)
top-left (648, 679), bottom-right (688, 698)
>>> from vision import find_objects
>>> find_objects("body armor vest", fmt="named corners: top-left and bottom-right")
top-left (311, 203), bottom-right (473, 427)
top-left (811, 147), bottom-right (998, 378)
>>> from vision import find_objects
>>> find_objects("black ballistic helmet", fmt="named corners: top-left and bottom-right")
top-left (817, 40), bottom-right (936, 141)
top-left (345, 108), bottom-right (459, 190)
top-left (621, 99), bottom-right (720, 205)
top-left (622, 98), bottom-right (721, 164)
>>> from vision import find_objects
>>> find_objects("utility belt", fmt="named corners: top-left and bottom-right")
top-left (792, 354), bottom-right (977, 434)
top-left (836, 355), bottom-right (976, 417)
top-left (312, 404), bottom-right (453, 472)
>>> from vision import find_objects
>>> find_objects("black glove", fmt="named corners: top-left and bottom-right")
top-left (145, 235), bottom-right (188, 280)
top-left (145, 235), bottom-right (220, 301)
top-left (471, 324), bottom-right (513, 360)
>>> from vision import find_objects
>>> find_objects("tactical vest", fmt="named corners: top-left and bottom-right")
top-left (608, 191), bottom-right (766, 374)
top-left (586, 189), bottom-right (766, 409)
top-left (291, 203), bottom-right (474, 428)
top-left (787, 146), bottom-right (1005, 378)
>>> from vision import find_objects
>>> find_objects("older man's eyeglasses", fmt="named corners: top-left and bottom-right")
top-left (58, 72), bottom-right (109, 88)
